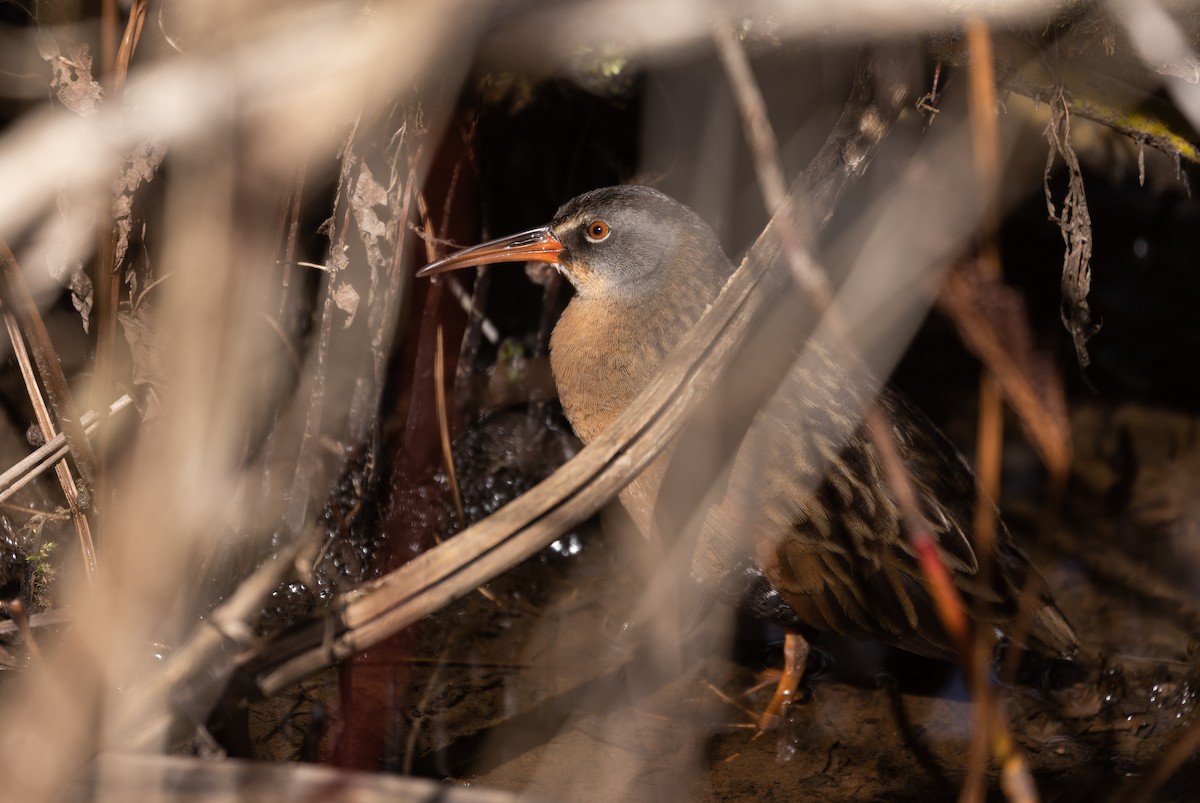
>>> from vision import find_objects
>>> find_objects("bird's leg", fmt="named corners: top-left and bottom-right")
top-left (758, 631), bottom-right (810, 730)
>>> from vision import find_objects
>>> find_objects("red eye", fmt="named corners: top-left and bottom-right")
top-left (585, 220), bottom-right (610, 241)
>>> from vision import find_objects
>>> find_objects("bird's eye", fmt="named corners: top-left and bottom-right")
top-left (584, 220), bottom-right (610, 242)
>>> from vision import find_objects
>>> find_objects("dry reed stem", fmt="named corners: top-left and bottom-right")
top-left (435, 324), bottom-right (465, 523)
top-left (935, 267), bottom-right (1072, 481)
top-left (714, 26), bottom-right (988, 757)
top-left (719, 20), bottom-right (1043, 801)
top-left (275, 163), bottom-right (307, 317)
top-left (716, 5), bottom-right (982, 715)
top-left (93, 0), bottom-right (147, 491)
top-left (0, 242), bottom-right (99, 499)
top-left (113, 0), bottom-right (146, 90)
top-left (711, 23), bottom-right (831, 306)
top-left (1, 310), bottom-right (97, 578)
top-left (0, 3), bottom-right (466, 798)
top-left (962, 18), bottom-right (1025, 803)
top-left (100, 0), bottom-right (119, 86)
top-left (0, 395), bottom-right (132, 505)
top-left (420, 191), bottom-right (466, 519)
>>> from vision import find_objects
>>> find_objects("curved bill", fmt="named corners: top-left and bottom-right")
top-left (416, 226), bottom-right (565, 277)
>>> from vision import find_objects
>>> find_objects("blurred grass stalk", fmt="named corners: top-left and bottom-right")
top-left (9, 0), bottom-right (1200, 799)
top-left (0, 0), bottom-right (474, 797)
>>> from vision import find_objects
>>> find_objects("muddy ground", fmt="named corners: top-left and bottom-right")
top-left (246, 397), bottom-right (1200, 801)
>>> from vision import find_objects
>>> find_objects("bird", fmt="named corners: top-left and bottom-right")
top-left (417, 184), bottom-right (1080, 727)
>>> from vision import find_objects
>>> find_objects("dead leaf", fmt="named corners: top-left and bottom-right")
top-left (35, 32), bottom-right (103, 117)
top-left (1045, 90), bottom-right (1100, 375)
top-left (48, 253), bottom-right (93, 334)
top-left (333, 280), bottom-right (360, 328)
top-left (113, 139), bottom-right (169, 283)
top-left (351, 161), bottom-right (389, 235)
top-left (349, 158), bottom-right (392, 310)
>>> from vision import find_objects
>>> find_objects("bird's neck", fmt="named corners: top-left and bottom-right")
top-left (550, 275), bottom-right (719, 444)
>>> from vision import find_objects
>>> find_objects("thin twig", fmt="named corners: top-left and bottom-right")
top-left (118, 535), bottom-right (317, 751)
top-left (414, 192), bottom-right (439, 265)
top-left (703, 680), bottom-right (760, 722)
top-left (435, 325), bottom-right (464, 522)
top-left (448, 125), bottom-right (495, 414)
top-left (283, 122), bottom-right (359, 532)
top-left (712, 23), bottom-right (832, 307)
top-left (528, 271), bottom-right (562, 423)
top-left (935, 266), bottom-right (1072, 482)
top-left (453, 266), bottom-right (493, 415)
top-left (965, 17), bottom-right (1003, 559)
top-left (0, 503), bottom-right (69, 518)
top-left (717, 26), bottom-right (1036, 801)
top-left (0, 395), bottom-right (133, 505)
top-left (401, 652), bottom-right (447, 776)
top-left (99, 0), bottom-right (117, 86)
top-left (1, 311), bottom-right (96, 577)
top-left (714, 26), bottom-right (969, 643)
top-left (0, 242), bottom-right (99, 500)
top-left (365, 134), bottom-right (422, 446)
top-left (966, 20), bottom-right (1001, 263)
top-left (131, 270), bottom-right (174, 313)
top-left (445, 274), bottom-right (499, 345)
top-left (94, 0), bottom-right (148, 510)
top-left (417, 186), bottom-right (500, 346)
top-left (277, 161), bottom-right (308, 318)
top-left (962, 19), bottom-right (1016, 803)
top-left (257, 311), bottom-right (303, 378)
top-left (113, 0), bottom-right (147, 91)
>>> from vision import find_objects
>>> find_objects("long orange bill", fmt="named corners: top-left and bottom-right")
top-left (416, 227), bottom-right (565, 277)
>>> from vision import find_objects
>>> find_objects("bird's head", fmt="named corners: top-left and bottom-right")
top-left (417, 185), bottom-right (728, 301)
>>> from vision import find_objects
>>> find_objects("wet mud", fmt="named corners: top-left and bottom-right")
top-left (246, 399), bottom-right (1200, 801)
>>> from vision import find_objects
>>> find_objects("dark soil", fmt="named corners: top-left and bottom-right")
top-left (244, 398), bottom-right (1200, 801)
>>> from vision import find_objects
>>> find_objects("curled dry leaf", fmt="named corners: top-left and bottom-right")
top-left (34, 32), bottom-right (103, 117)
top-left (1045, 91), bottom-right (1100, 374)
top-left (113, 139), bottom-right (169, 286)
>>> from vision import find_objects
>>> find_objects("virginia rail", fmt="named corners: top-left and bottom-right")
top-left (418, 184), bottom-right (1080, 726)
